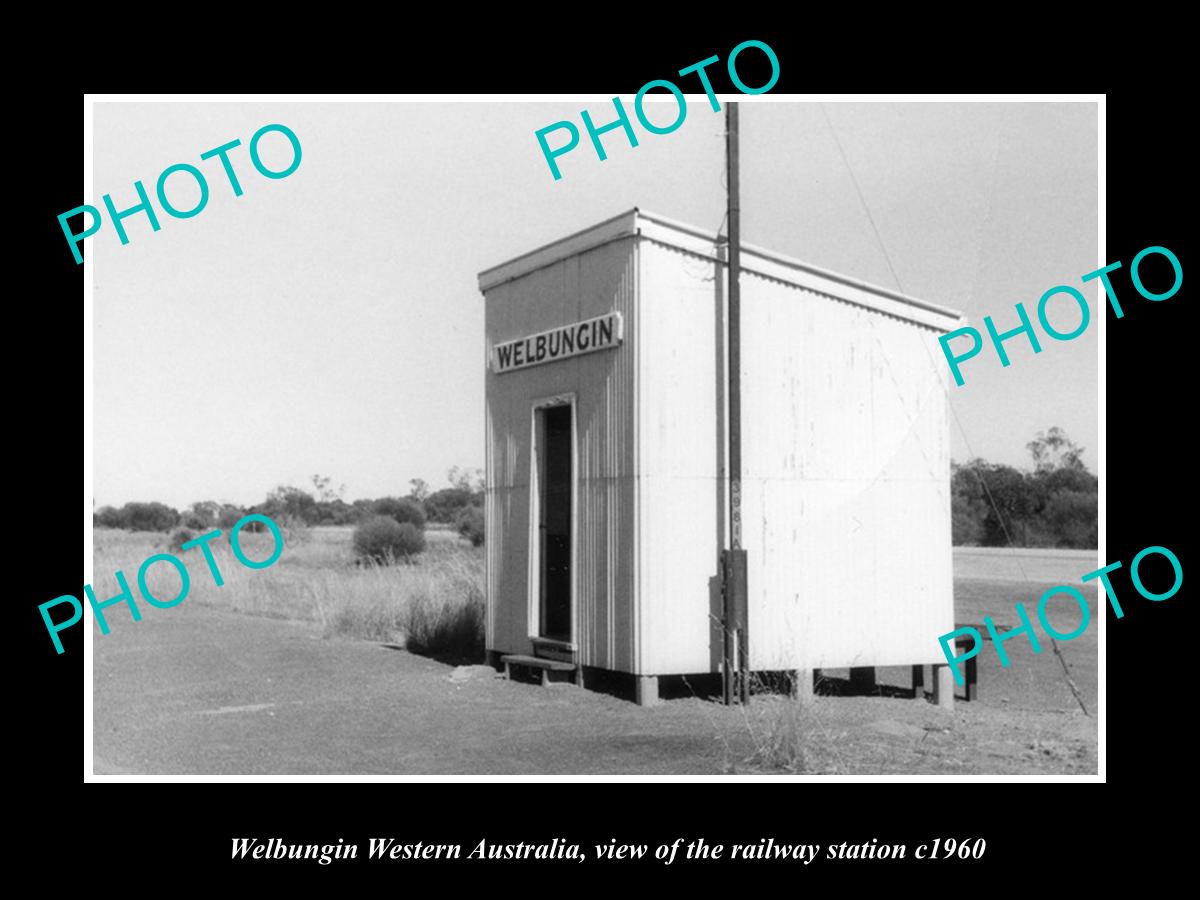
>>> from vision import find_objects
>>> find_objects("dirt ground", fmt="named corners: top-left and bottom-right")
top-left (92, 547), bottom-right (1098, 775)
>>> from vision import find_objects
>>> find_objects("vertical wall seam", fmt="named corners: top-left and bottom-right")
top-left (632, 231), bottom-right (642, 674)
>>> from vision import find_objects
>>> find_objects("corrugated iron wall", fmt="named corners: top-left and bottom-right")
top-left (638, 240), bottom-right (726, 676)
top-left (636, 239), bottom-right (953, 674)
top-left (484, 237), bottom-right (640, 672)
top-left (739, 274), bottom-right (955, 669)
top-left (484, 215), bottom-right (955, 679)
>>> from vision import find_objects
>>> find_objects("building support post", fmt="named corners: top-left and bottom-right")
top-left (792, 669), bottom-right (814, 704)
top-left (636, 675), bottom-right (659, 707)
top-left (911, 664), bottom-right (925, 700)
top-left (932, 664), bottom-right (955, 710)
top-left (850, 666), bottom-right (876, 693)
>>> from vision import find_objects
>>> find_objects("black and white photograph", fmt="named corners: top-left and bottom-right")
top-left (78, 93), bottom-right (1105, 778)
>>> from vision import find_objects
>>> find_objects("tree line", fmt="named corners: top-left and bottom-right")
top-left (952, 427), bottom-right (1097, 549)
top-left (94, 429), bottom-right (1098, 551)
top-left (93, 467), bottom-right (486, 544)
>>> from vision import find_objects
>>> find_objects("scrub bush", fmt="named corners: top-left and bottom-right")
top-left (455, 505), bottom-right (485, 546)
top-left (353, 516), bottom-right (425, 564)
top-left (94, 506), bottom-right (128, 529)
top-left (399, 576), bottom-right (485, 661)
top-left (424, 487), bottom-right (478, 523)
top-left (169, 528), bottom-right (196, 552)
top-left (373, 496), bottom-right (427, 530)
top-left (121, 501), bottom-right (179, 532)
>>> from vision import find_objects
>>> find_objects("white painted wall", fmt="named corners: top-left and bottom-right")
top-left (482, 211), bottom-right (958, 677)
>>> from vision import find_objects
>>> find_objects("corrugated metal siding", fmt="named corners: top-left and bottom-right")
top-left (740, 275), bottom-right (955, 669)
top-left (635, 241), bottom-right (953, 674)
top-left (484, 237), bottom-right (639, 672)
top-left (638, 240), bottom-right (726, 675)
top-left (483, 212), bottom-right (956, 680)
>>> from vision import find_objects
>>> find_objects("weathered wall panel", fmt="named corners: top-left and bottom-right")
top-left (740, 277), bottom-right (955, 669)
top-left (637, 240), bottom-right (725, 676)
top-left (484, 237), bottom-right (640, 672)
top-left (635, 234), bottom-right (954, 674)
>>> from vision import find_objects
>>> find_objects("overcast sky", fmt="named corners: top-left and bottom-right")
top-left (92, 99), bottom-right (1098, 509)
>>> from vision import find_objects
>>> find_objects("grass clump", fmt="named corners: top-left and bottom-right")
top-left (700, 673), bottom-right (843, 775)
top-left (744, 692), bottom-right (810, 773)
top-left (399, 576), bottom-right (485, 662)
top-left (97, 524), bottom-right (486, 663)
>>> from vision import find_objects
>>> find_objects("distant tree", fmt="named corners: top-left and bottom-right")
top-left (182, 501), bottom-right (221, 530)
top-left (447, 466), bottom-right (485, 494)
top-left (373, 496), bottom-right (427, 530)
top-left (1027, 426), bottom-right (1087, 474)
top-left (262, 485), bottom-right (320, 525)
top-left (1025, 429), bottom-right (1097, 549)
top-left (217, 505), bottom-right (244, 529)
top-left (408, 478), bottom-right (431, 503)
top-left (951, 427), bottom-right (1096, 550)
top-left (121, 501), bottom-right (179, 532)
top-left (435, 466), bottom-right (485, 519)
top-left (953, 461), bottom-right (1033, 546)
top-left (1040, 464), bottom-right (1096, 493)
top-left (310, 474), bottom-right (346, 503)
top-left (456, 505), bottom-right (485, 547)
top-left (94, 505), bottom-right (128, 529)
top-left (424, 487), bottom-right (477, 524)
top-left (240, 505), bottom-right (269, 532)
top-left (447, 467), bottom-right (470, 492)
top-left (315, 498), bottom-right (357, 525)
top-left (1042, 490), bottom-right (1098, 549)
top-left (950, 462), bottom-right (987, 546)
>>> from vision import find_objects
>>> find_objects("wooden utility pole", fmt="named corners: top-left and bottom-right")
top-left (723, 101), bottom-right (749, 705)
top-left (728, 102), bottom-right (742, 557)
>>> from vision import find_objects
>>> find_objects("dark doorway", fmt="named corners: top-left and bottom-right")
top-left (538, 404), bottom-right (572, 642)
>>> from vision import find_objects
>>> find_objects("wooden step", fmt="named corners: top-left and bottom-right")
top-left (530, 638), bottom-right (577, 663)
top-left (501, 654), bottom-right (575, 671)
top-left (501, 654), bottom-right (581, 687)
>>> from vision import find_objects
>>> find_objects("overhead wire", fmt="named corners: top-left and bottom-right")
top-left (819, 103), bottom-right (1090, 716)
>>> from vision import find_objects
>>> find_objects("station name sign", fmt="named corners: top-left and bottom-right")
top-left (492, 312), bottom-right (623, 374)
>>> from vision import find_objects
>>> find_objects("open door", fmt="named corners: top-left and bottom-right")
top-left (536, 402), bottom-right (573, 642)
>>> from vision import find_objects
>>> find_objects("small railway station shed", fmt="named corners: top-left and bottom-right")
top-left (478, 209), bottom-right (965, 705)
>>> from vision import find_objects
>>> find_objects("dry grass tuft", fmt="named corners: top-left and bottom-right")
top-left (92, 525), bottom-right (486, 660)
top-left (743, 692), bottom-right (811, 773)
top-left (681, 672), bottom-right (844, 776)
